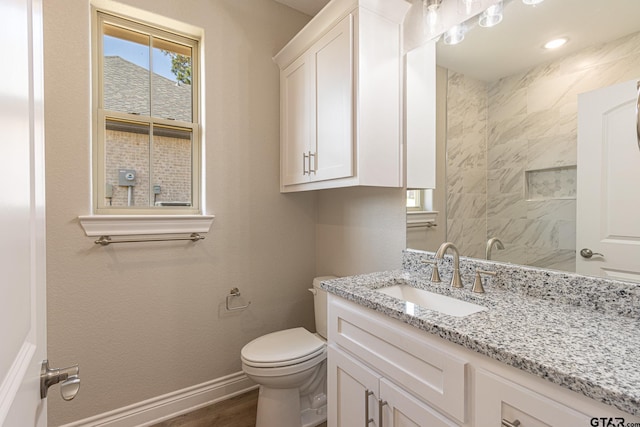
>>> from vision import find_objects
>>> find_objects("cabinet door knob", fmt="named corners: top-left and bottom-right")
top-left (501, 419), bottom-right (521, 427)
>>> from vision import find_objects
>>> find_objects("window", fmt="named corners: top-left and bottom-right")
top-left (93, 12), bottom-right (200, 214)
top-left (406, 189), bottom-right (433, 211)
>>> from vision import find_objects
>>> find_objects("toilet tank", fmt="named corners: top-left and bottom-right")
top-left (312, 276), bottom-right (336, 339)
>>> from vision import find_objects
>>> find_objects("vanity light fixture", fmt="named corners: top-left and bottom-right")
top-left (443, 23), bottom-right (467, 45)
top-left (423, 0), bottom-right (443, 29)
top-left (424, 0), bottom-right (443, 13)
top-left (522, 0), bottom-right (544, 5)
top-left (479, 1), bottom-right (503, 28)
top-left (459, 0), bottom-right (479, 15)
top-left (544, 37), bottom-right (568, 49)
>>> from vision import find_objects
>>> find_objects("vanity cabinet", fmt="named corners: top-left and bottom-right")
top-left (327, 294), bottom-right (640, 427)
top-left (274, 0), bottom-right (410, 192)
top-left (328, 295), bottom-right (466, 426)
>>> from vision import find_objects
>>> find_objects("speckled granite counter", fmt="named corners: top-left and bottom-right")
top-left (319, 250), bottom-right (640, 417)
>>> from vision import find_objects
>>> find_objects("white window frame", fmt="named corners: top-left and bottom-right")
top-left (92, 10), bottom-right (201, 215)
top-left (406, 189), bottom-right (434, 212)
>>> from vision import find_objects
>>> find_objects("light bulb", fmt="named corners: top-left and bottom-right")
top-left (443, 24), bottom-right (467, 45)
top-left (423, 0), bottom-right (443, 35)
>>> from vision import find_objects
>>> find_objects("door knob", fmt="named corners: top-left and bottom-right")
top-left (580, 248), bottom-right (604, 259)
top-left (40, 360), bottom-right (80, 400)
top-left (60, 375), bottom-right (81, 401)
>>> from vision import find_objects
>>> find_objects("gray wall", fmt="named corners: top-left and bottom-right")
top-left (44, 0), bottom-right (315, 424)
top-left (44, 0), bottom-right (407, 424)
top-left (317, 187), bottom-right (406, 277)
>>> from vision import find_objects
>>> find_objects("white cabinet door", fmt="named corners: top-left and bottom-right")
top-left (328, 345), bottom-right (381, 427)
top-left (276, 2), bottom-right (408, 192)
top-left (328, 346), bottom-right (459, 427)
top-left (311, 14), bottom-right (353, 183)
top-left (405, 41), bottom-right (436, 190)
top-left (475, 369), bottom-right (592, 427)
top-left (281, 54), bottom-right (311, 186)
top-left (379, 379), bottom-right (457, 427)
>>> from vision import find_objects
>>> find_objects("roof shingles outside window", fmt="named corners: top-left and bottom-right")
top-left (103, 55), bottom-right (192, 122)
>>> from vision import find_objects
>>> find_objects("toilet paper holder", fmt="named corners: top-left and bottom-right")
top-left (226, 287), bottom-right (251, 311)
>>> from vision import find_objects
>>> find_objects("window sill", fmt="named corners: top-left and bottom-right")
top-left (78, 214), bottom-right (215, 237)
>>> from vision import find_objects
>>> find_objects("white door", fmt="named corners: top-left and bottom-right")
top-left (0, 0), bottom-right (48, 425)
top-left (576, 79), bottom-right (640, 281)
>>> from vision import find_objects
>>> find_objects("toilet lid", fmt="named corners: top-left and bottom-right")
top-left (241, 327), bottom-right (325, 366)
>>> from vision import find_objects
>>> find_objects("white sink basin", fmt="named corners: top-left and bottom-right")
top-left (376, 285), bottom-right (487, 317)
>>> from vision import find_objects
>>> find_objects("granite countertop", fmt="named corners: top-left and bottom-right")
top-left (320, 256), bottom-right (640, 417)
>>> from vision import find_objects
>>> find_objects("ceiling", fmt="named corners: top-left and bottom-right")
top-left (437, 0), bottom-right (640, 81)
top-left (273, 0), bottom-right (640, 82)
top-left (272, 0), bottom-right (330, 16)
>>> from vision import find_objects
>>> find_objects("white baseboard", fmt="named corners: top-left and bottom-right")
top-left (59, 371), bottom-right (257, 427)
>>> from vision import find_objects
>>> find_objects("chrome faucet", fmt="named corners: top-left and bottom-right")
top-left (486, 237), bottom-right (504, 260)
top-left (435, 242), bottom-right (463, 288)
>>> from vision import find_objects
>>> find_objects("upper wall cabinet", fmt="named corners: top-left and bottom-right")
top-left (274, 0), bottom-right (411, 193)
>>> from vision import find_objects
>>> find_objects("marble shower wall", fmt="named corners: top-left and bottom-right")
top-left (446, 72), bottom-right (488, 259)
top-left (446, 30), bottom-right (640, 272)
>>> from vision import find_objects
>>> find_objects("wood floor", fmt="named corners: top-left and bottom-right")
top-left (150, 389), bottom-right (327, 427)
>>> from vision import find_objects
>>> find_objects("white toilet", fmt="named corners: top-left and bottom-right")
top-left (241, 276), bottom-right (335, 427)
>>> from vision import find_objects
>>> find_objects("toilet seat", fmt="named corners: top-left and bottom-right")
top-left (241, 327), bottom-right (326, 368)
top-left (242, 348), bottom-right (326, 378)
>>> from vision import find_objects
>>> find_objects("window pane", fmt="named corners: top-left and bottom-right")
top-left (152, 126), bottom-right (192, 207)
top-left (151, 38), bottom-right (192, 122)
top-left (104, 118), bottom-right (150, 207)
top-left (96, 12), bottom-right (199, 213)
top-left (407, 190), bottom-right (421, 208)
top-left (103, 24), bottom-right (150, 115)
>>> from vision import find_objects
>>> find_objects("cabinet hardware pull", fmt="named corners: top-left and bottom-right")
top-left (501, 419), bottom-right (521, 427)
top-left (303, 152), bottom-right (309, 175)
top-left (378, 399), bottom-right (387, 427)
top-left (364, 390), bottom-right (374, 426)
top-left (309, 151), bottom-right (317, 174)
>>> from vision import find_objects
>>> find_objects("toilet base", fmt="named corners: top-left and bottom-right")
top-left (301, 406), bottom-right (327, 427)
top-left (255, 386), bottom-right (327, 427)
top-left (255, 386), bottom-right (299, 427)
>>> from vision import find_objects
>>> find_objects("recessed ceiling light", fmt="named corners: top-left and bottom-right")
top-left (544, 38), bottom-right (568, 49)
top-left (522, 0), bottom-right (544, 5)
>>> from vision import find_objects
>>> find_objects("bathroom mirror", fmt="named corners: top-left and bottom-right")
top-left (406, 0), bottom-right (640, 274)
